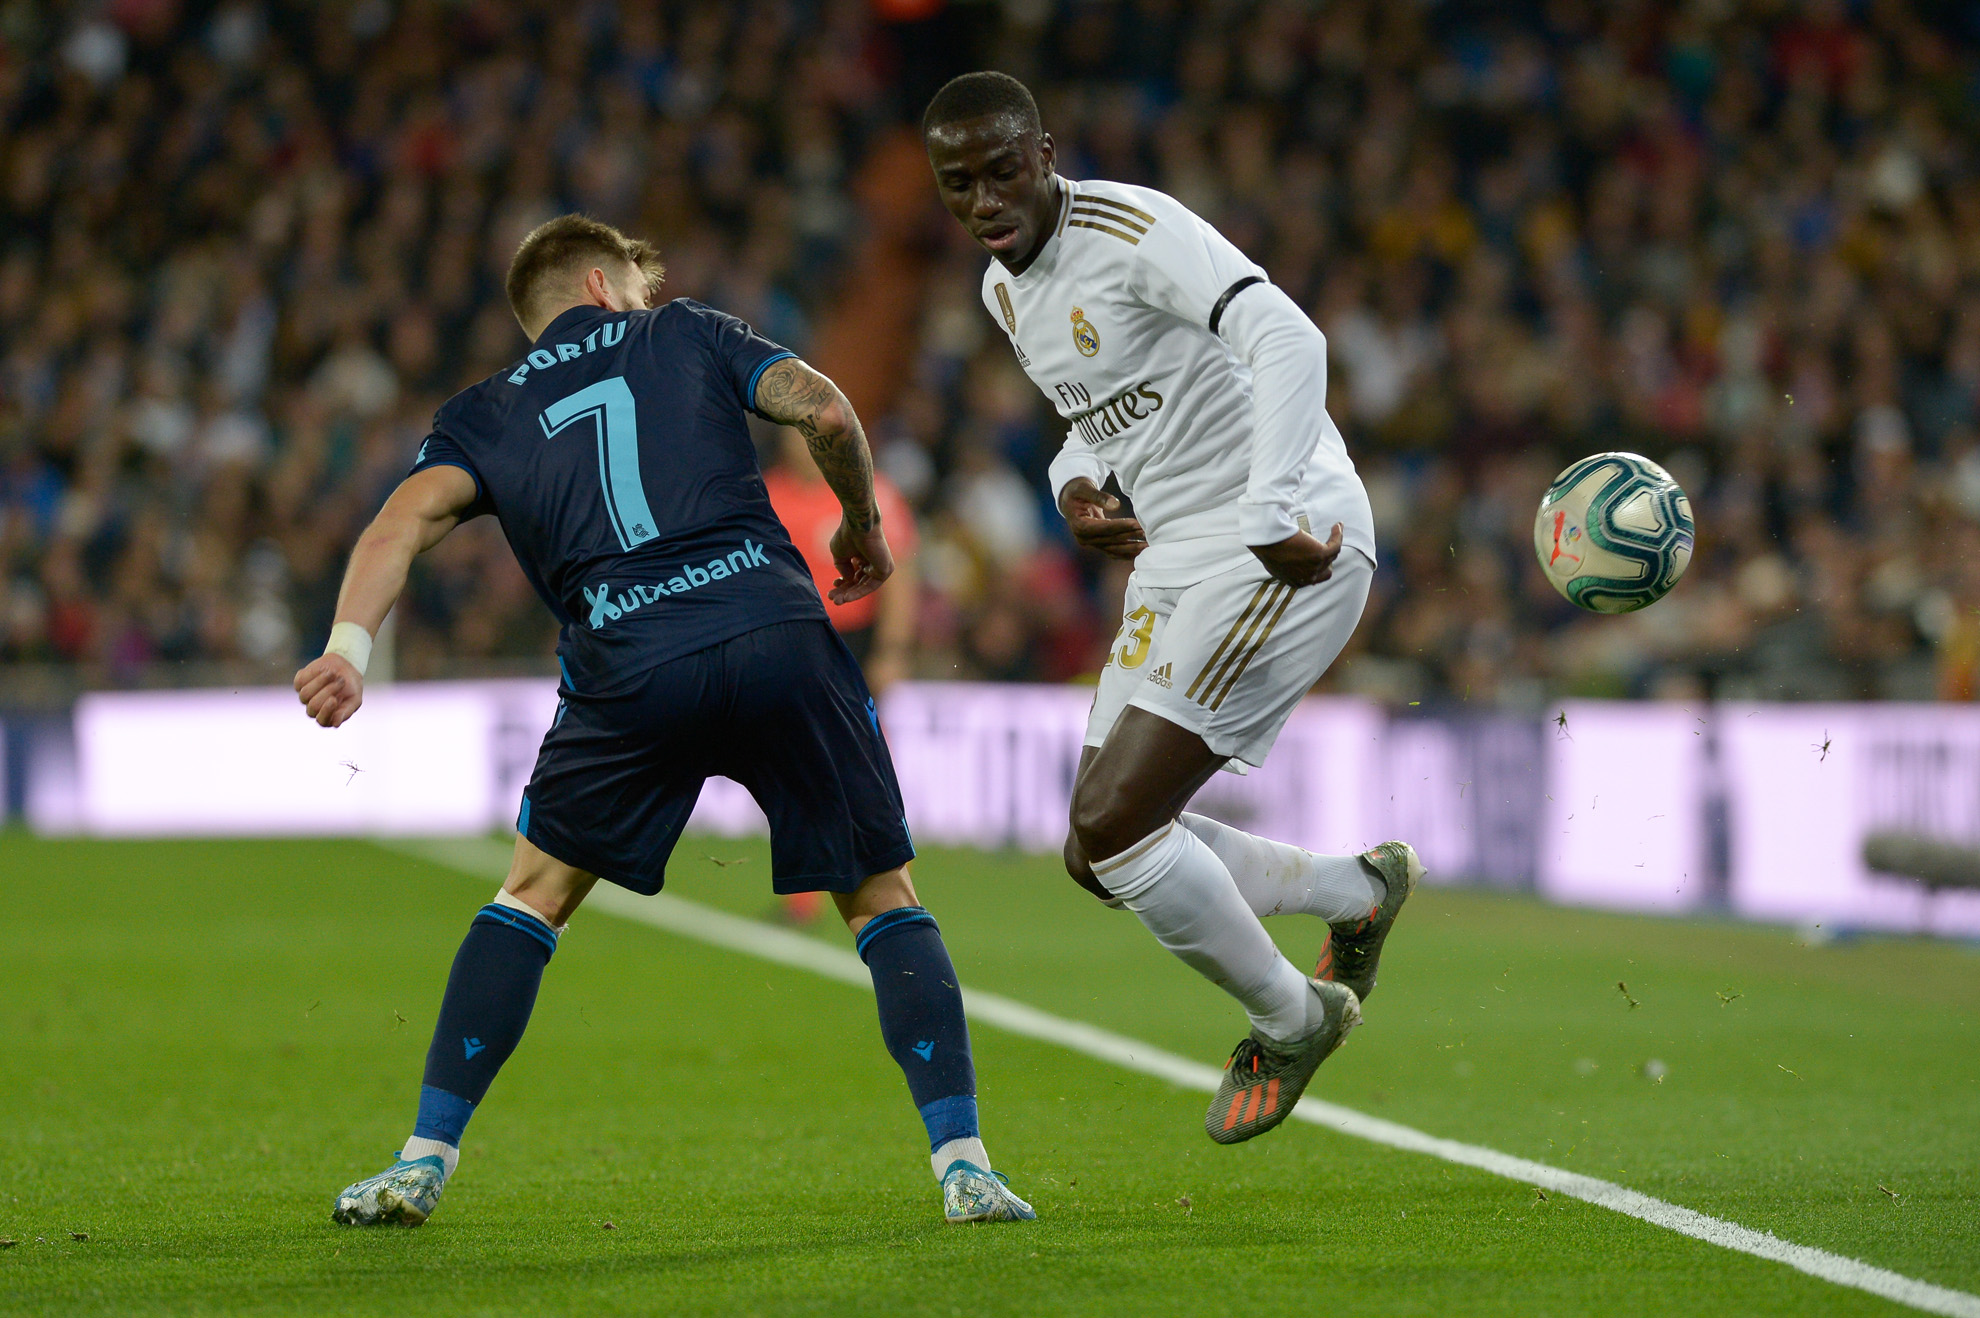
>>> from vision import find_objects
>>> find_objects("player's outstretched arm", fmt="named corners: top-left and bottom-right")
top-left (753, 357), bottom-right (894, 605)
top-left (293, 465), bottom-right (479, 728)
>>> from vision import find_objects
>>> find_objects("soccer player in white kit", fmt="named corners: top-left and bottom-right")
top-left (924, 73), bottom-right (1423, 1143)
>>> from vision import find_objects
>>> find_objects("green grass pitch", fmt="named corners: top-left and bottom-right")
top-left (1, 831), bottom-right (1975, 1316)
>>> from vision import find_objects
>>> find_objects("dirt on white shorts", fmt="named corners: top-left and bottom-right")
top-left (1085, 549), bottom-right (1374, 769)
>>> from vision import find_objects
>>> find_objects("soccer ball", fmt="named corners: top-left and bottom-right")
top-left (1533, 452), bottom-right (1694, 613)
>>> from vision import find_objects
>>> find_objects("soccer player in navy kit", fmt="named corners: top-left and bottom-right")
top-left (293, 215), bottom-right (1034, 1226)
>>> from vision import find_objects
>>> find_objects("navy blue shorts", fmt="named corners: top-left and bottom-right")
top-left (518, 619), bottom-right (914, 896)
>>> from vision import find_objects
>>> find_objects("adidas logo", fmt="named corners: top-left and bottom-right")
top-left (1147, 661), bottom-right (1173, 689)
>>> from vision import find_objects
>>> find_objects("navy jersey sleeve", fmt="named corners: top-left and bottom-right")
top-left (680, 300), bottom-right (796, 416)
top-left (408, 417), bottom-right (493, 519)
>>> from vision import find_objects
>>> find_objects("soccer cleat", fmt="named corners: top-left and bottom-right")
top-left (941, 1160), bottom-right (1037, 1223)
top-left (1206, 979), bottom-right (1361, 1145)
top-left (331, 1154), bottom-right (447, 1226)
top-left (1314, 841), bottom-right (1423, 1004)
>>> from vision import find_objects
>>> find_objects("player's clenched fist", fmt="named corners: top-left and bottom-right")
top-left (828, 515), bottom-right (895, 604)
top-left (294, 654), bottom-right (364, 728)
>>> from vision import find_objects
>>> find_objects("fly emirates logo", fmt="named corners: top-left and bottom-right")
top-left (1059, 379), bottom-right (1165, 446)
top-left (582, 539), bottom-right (773, 630)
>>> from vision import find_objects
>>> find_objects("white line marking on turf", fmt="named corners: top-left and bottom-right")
top-left (393, 838), bottom-right (1980, 1318)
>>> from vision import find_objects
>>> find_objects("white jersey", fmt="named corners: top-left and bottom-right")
top-left (980, 178), bottom-right (1375, 587)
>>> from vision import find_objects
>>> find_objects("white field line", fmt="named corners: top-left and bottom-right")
top-left (392, 838), bottom-right (1980, 1318)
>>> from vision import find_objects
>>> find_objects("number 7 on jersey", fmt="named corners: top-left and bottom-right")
top-left (540, 376), bottom-right (657, 552)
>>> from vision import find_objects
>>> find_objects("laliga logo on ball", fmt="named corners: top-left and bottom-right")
top-left (1533, 452), bottom-right (1693, 614)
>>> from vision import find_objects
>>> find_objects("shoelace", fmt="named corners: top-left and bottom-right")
top-left (952, 1165), bottom-right (1016, 1191)
top-left (1226, 1035), bottom-right (1292, 1078)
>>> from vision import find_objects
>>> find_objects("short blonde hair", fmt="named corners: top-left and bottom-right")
top-left (505, 214), bottom-right (665, 328)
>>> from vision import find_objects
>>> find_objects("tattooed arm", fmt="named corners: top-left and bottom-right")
top-left (753, 357), bottom-right (895, 604)
top-left (754, 357), bottom-right (878, 528)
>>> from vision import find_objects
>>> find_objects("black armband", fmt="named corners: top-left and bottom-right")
top-left (1208, 276), bottom-right (1266, 336)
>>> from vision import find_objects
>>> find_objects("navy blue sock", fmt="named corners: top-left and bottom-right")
top-left (413, 903), bottom-right (558, 1144)
top-left (855, 907), bottom-right (978, 1150)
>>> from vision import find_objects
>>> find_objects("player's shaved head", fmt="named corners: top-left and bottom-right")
top-left (506, 214), bottom-right (665, 337)
top-left (922, 71), bottom-right (1042, 142)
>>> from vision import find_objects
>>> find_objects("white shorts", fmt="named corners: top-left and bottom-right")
top-left (1085, 550), bottom-right (1374, 768)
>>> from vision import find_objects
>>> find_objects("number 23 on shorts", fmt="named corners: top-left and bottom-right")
top-left (1111, 606), bottom-right (1155, 669)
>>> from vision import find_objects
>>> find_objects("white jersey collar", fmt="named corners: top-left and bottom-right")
top-left (1009, 177), bottom-right (1075, 284)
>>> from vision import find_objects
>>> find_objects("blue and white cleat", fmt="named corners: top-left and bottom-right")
top-left (331, 1154), bottom-right (447, 1226)
top-left (941, 1159), bottom-right (1036, 1223)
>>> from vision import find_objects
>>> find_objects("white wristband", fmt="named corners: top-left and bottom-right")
top-left (324, 621), bottom-right (374, 676)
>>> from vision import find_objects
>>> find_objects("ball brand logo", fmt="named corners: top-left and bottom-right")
top-left (1070, 306), bottom-right (1100, 357)
top-left (1534, 451), bottom-right (1693, 614)
top-left (1548, 511), bottom-right (1584, 570)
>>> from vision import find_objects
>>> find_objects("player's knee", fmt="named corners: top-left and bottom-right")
top-left (1062, 829), bottom-right (1115, 903)
top-left (503, 834), bottom-right (596, 926)
top-left (1069, 779), bottom-right (1141, 865)
top-left (834, 866), bottom-right (919, 935)
top-left (1062, 829), bottom-right (1089, 883)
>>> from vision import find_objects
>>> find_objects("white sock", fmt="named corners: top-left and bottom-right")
top-left (401, 1135), bottom-right (459, 1181)
top-left (1179, 813), bottom-right (1385, 925)
top-left (1092, 822), bottom-right (1322, 1043)
top-left (931, 1136), bottom-right (990, 1181)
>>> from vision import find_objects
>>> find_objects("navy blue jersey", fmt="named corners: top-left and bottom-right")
top-left (409, 299), bottom-right (826, 692)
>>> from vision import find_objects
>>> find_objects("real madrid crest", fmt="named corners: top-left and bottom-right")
top-left (1070, 306), bottom-right (1100, 357)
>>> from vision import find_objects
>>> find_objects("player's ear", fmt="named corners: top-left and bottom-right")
top-left (583, 265), bottom-right (612, 309)
top-left (1038, 132), bottom-right (1055, 176)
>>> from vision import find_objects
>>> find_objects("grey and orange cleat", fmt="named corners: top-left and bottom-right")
top-left (1206, 979), bottom-right (1361, 1145)
top-left (331, 1154), bottom-right (446, 1226)
top-left (1314, 841), bottom-right (1423, 1004)
top-left (941, 1160), bottom-right (1037, 1223)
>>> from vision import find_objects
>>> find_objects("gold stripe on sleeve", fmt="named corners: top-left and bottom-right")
top-left (1080, 194), bottom-right (1157, 225)
top-left (1070, 205), bottom-right (1148, 235)
top-left (1068, 218), bottom-right (1141, 245)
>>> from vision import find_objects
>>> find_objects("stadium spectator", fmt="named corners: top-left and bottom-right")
top-left (766, 425), bottom-right (920, 695)
top-left (4, 1), bottom-right (1980, 708)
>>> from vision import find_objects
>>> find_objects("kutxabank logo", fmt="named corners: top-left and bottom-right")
top-left (583, 539), bottom-right (774, 629)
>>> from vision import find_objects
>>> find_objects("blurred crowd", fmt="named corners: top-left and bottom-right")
top-left (6, 1), bottom-right (1980, 706)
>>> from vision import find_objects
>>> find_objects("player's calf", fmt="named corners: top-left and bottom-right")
top-left (332, 869), bottom-right (572, 1225)
top-left (840, 871), bottom-right (1035, 1223)
top-left (1177, 813), bottom-right (1388, 924)
top-left (1094, 821), bottom-right (1332, 1044)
